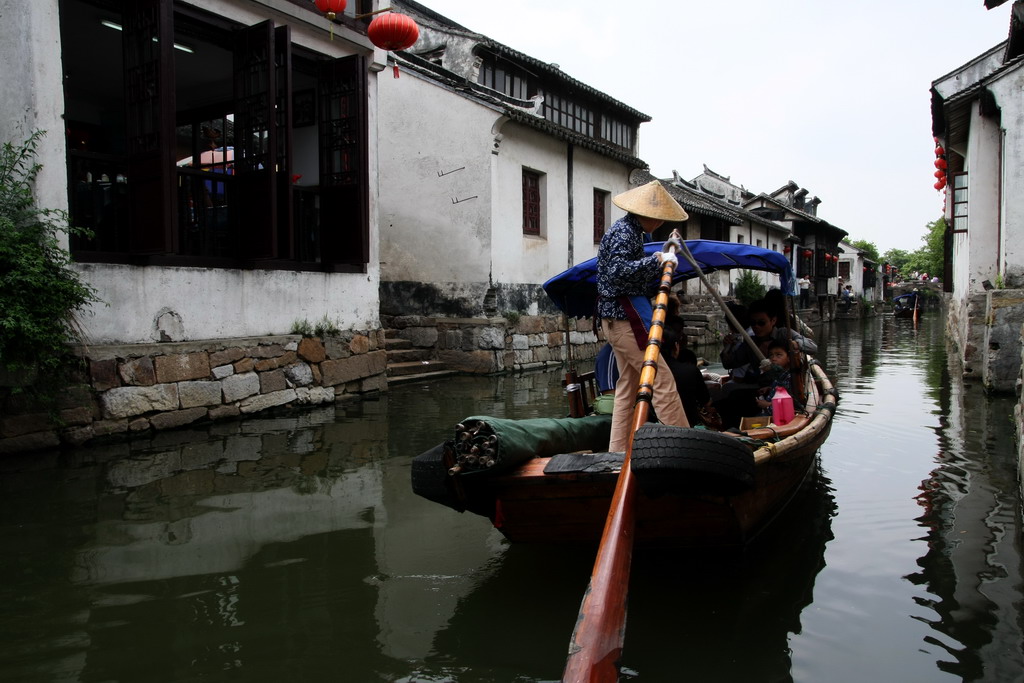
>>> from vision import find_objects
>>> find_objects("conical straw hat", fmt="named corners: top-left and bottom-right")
top-left (612, 180), bottom-right (688, 222)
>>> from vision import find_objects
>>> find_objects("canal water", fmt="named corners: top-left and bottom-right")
top-left (1, 313), bottom-right (1021, 682)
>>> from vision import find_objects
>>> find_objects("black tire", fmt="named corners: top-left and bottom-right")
top-left (411, 442), bottom-right (466, 512)
top-left (630, 424), bottom-right (756, 497)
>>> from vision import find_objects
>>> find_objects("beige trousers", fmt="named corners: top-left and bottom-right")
top-left (603, 318), bottom-right (689, 452)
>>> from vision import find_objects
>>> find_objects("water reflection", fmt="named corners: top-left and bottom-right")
top-left (0, 315), bottom-right (1021, 682)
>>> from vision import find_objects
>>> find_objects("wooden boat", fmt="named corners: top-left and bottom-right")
top-left (893, 291), bottom-right (922, 319)
top-left (411, 238), bottom-right (838, 549)
top-left (412, 360), bottom-right (835, 549)
top-left (412, 233), bottom-right (838, 680)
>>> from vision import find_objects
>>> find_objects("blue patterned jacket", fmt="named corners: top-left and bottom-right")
top-left (596, 215), bottom-right (660, 320)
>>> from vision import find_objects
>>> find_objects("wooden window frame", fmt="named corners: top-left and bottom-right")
top-left (593, 189), bottom-right (609, 243)
top-left (951, 172), bottom-right (968, 234)
top-left (522, 169), bottom-right (542, 236)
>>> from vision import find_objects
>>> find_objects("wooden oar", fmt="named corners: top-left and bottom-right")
top-left (561, 230), bottom-right (683, 682)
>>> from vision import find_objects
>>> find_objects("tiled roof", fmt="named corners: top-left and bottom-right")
top-left (631, 169), bottom-right (743, 224)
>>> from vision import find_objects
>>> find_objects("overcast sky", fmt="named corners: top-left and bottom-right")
top-left (418, 0), bottom-right (1013, 252)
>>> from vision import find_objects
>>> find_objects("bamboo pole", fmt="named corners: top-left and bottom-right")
top-left (561, 230), bottom-right (683, 683)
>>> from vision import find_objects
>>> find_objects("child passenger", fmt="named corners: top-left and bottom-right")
top-left (755, 340), bottom-right (804, 417)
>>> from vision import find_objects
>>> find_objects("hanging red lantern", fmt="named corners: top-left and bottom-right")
top-left (863, 266), bottom-right (868, 271)
top-left (803, 249), bottom-right (813, 258)
top-left (933, 169), bottom-right (944, 178)
top-left (368, 12), bottom-right (420, 50)
top-left (783, 245), bottom-right (791, 254)
top-left (935, 145), bottom-right (945, 156)
top-left (315, 0), bottom-right (347, 40)
top-left (934, 180), bottom-right (945, 190)
top-left (315, 0), bottom-right (346, 20)
top-left (934, 158), bottom-right (948, 170)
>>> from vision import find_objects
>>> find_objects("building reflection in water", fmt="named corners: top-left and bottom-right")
top-left (906, 353), bottom-right (1024, 681)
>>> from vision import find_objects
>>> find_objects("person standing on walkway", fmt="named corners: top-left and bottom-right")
top-left (597, 180), bottom-right (690, 452)
top-left (797, 275), bottom-right (811, 309)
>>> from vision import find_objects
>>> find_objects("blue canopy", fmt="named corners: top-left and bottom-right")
top-left (542, 239), bottom-right (796, 319)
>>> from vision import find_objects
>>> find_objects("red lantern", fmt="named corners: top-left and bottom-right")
top-left (803, 249), bottom-right (813, 258)
top-left (315, 0), bottom-right (347, 40)
top-left (934, 180), bottom-right (945, 190)
top-left (935, 146), bottom-right (945, 156)
top-left (368, 12), bottom-right (420, 51)
top-left (934, 169), bottom-right (945, 178)
top-left (934, 158), bottom-right (948, 170)
top-left (863, 266), bottom-right (868, 271)
top-left (783, 245), bottom-right (791, 254)
top-left (314, 0), bottom-right (346, 20)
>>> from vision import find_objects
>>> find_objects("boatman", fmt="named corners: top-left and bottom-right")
top-left (597, 180), bottom-right (690, 452)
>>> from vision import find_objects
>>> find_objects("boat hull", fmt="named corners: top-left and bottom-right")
top-left (485, 420), bottom-right (829, 548)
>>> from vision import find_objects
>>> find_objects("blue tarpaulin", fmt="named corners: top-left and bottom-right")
top-left (542, 239), bottom-right (797, 318)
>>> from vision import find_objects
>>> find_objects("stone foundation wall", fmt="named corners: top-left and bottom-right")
top-left (0, 331), bottom-right (388, 455)
top-left (383, 314), bottom-right (603, 373)
top-left (982, 289), bottom-right (1024, 394)
top-left (1017, 320), bottom-right (1024, 490)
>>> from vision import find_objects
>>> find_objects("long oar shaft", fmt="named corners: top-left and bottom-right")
top-left (561, 230), bottom-right (682, 683)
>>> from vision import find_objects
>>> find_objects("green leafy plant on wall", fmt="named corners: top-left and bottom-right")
top-left (0, 131), bottom-right (100, 400)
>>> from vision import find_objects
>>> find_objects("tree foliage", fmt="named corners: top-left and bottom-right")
top-left (0, 131), bottom-right (99, 397)
top-left (848, 239), bottom-right (880, 263)
top-left (734, 269), bottom-right (767, 306)
top-left (882, 217), bottom-right (945, 280)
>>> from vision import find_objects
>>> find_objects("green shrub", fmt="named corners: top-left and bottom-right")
top-left (734, 270), bottom-right (766, 306)
top-left (291, 318), bottom-right (314, 336)
top-left (313, 314), bottom-right (340, 337)
top-left (0, 131), bottom-right (100, 399)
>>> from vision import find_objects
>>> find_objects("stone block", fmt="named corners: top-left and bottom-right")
top-left (208, 404), bottom-right (241, 421)
top-left (259, 369), bottom-right (288, 393)
top-left (212, 364), bottom-right (234, 380)
top-left (255, 351), bottom-right (297, 372)
top-left (222, 372), bottom-right (260, 403)
top-left (61, 425), bottom-right (94, 446)
top-left (284, 363), bottom-right (314, 387)
top-left (245, 344), bottom-right (285, 359)
top-left (516, 316), bottom-right (545, 334)
top-left (359, 374), bottom-right (388, 394)
top-left (150, 407), bottom-right (207, 431)
top-left (59, 406), bottom-right (94, 427)
top-left (129, 417), bottom-right (151, 432)
top-left (1, 412), bottom-right (52, 438)
top-left (478, 327), bottom-right (505, 350)
top-left (209, 347), bottom-right (245, 367)
top-left (154, 353), bottom-right (211, 383)
top-left (0, 431), bottom-right (60, 454)
top-left (512, 334), bottom-right (529, 351)
top-left (89, 358), bottom-right (120, 391)
top-left (239, 389), bottom-right (297, 414)
top-left (406, 327), bottom-right (439, 348)
top-left (92, 418), bottom-right (129, 436)
top-left (119, 357), bottom-right (156, 386)
top-left (324, 337), bottom-right (351, 359)
top-left (57, 385), bottom-right (94, 411)
top-left (297, 337), bottom-right (326, 363)
top-left (101, 384), bottom-right (179, 419)
top-left (349, 334), bottom-right (370, 355)
top-left (179, 381), bottom-right (223, 409)
top-left (234, 357), bottom-right (255, 373)
top-left (320, 350), bottom-right (386, 386)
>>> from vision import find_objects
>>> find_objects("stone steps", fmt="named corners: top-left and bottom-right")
top-left (384, 329), bottom-right (457, 384)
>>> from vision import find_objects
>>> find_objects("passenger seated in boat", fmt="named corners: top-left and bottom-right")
top-left (754, 340), bottom-right (805, 417)
top-left (660, 324), bottom-right (712, 428)
top-left (715, 300), bottom-right (813, 428)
